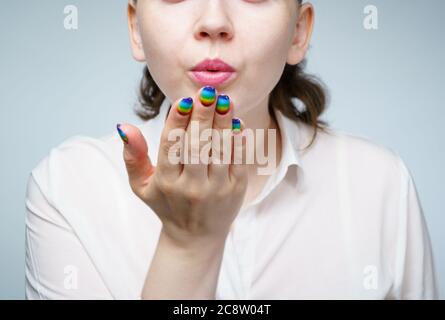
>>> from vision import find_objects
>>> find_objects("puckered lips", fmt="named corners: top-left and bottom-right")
top-left (189, 58), bottom-right (237, 87)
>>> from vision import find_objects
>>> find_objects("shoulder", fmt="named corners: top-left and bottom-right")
top-left (302, 123), bottom-right (411, 192)
top-left (322, 125), bottom-right (404, 174)
top-left (31, 132), bottom-right (119, 176)
top-left (29, 130), bottom-right (127, 204)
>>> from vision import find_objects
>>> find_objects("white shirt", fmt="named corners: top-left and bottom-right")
top-left (25, 99), bottom-right (438, 299)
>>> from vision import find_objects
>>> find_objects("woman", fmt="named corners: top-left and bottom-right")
top-left (25, 0), bottom-right (438, 299)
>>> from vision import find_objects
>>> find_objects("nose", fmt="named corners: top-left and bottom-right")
top-left (193, 0), bottom-right (234, 42)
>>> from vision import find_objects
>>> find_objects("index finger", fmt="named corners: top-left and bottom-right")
top-left (157, 97), bottom-right (193, 177)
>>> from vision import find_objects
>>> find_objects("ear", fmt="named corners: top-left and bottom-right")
top-left (286, 3), bottom-right (315, 65)
top-left (128, 0), bottom-right (146, 62)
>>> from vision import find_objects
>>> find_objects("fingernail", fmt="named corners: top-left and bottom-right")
top-left (216, 95), bottom-right (230, 115)
top-left (200, 86), bottom-right (216, 106)
top-left (177, 97), bottom-right (193, 115)
top-left (232, 118), bottom-right (242, 134)
top-left (116, 124), bottom-right (129, 144)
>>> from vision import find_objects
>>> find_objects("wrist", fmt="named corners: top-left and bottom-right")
top-left (159, 227), bottom-right (228, 256)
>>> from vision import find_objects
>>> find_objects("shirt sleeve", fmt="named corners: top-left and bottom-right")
top-left (25, 171), bottom-right (114, 299)
top-left (391, 157), bottom-right (439, 299)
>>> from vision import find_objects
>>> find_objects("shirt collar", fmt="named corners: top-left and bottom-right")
top-left (274, 108), bottom-right (302, 169)
top-left (243, 108), bottom-right (303, 209)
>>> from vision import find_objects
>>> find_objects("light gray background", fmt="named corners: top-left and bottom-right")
top-left (0, 0), bottom-right (443, 299)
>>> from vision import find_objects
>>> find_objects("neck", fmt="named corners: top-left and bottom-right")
top-left (236, 95), bottom-right (278, 135)
top-left (235, 96), bottom-right (282, 176)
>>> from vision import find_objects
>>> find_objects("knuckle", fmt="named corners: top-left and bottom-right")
top-left (219, 185), bottom-right (233, 198)
top-left (183, 187), bottom-right (206, 203)
top-left (231, 168), bottom-right (248, 185)
top-left (208, 179), bottom-right (230, 196)
top-left (193, 112), bottom-right (212, 124)
top-left (162, 128), bottom-right (184, 148)
top-left (189, 141), bottom-right (201, 155)
top-left (157, 179), bottom-right (175, 196)
top-left (185, 192), bottom-right (202, 203)
top-left (234, 181), bottom-right (247, 195)
top-left (160, 138), bottom-right (173, 154)
top-left (213, 120), bottom-right (230, 131)
top-left (123, 151), bottom-right (137, 167)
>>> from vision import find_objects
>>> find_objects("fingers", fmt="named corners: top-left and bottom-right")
top-left (209, 95), bottom-right (234, 182)
top-left (229, 118), bottom-right (248, 185)
top-left (157, 97), bottom-right (193, 177)
top-left (183, 86), bottom-right (218, 179)
top-left (117, 123), bottom-right (155, 198)
top-left (129, 85), bottom-right (245, 187)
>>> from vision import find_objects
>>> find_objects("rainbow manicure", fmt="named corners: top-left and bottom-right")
top-left (177, 97), bottom-right (193, 115)
top-left (200, 86), bottom-right (216, 106)
top-left (216, 95), bottom-right (230, 115)
top-left (116, 124), bottom-right (129, 144)
top-left (232, 118), bottom-right (242, 134)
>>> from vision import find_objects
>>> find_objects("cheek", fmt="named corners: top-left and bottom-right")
top-left (138, 14), bottom-right (187, 98)
top-left (246, 28), bottom-right (289, 79)
top-left (238, 19), bottom-right (291, 108)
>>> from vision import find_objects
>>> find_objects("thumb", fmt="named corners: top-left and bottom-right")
top-left (116, 123), bottom-right (155, 196)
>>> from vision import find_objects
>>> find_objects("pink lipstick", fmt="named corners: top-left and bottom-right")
top-left (189, 58), bottom-right (237, 86)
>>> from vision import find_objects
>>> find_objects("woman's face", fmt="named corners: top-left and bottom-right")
top-left (128, 0), bottom-right (314, 116)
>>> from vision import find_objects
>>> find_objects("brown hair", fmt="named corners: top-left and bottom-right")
top-left (133, 0), bottom-right (329, 150)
